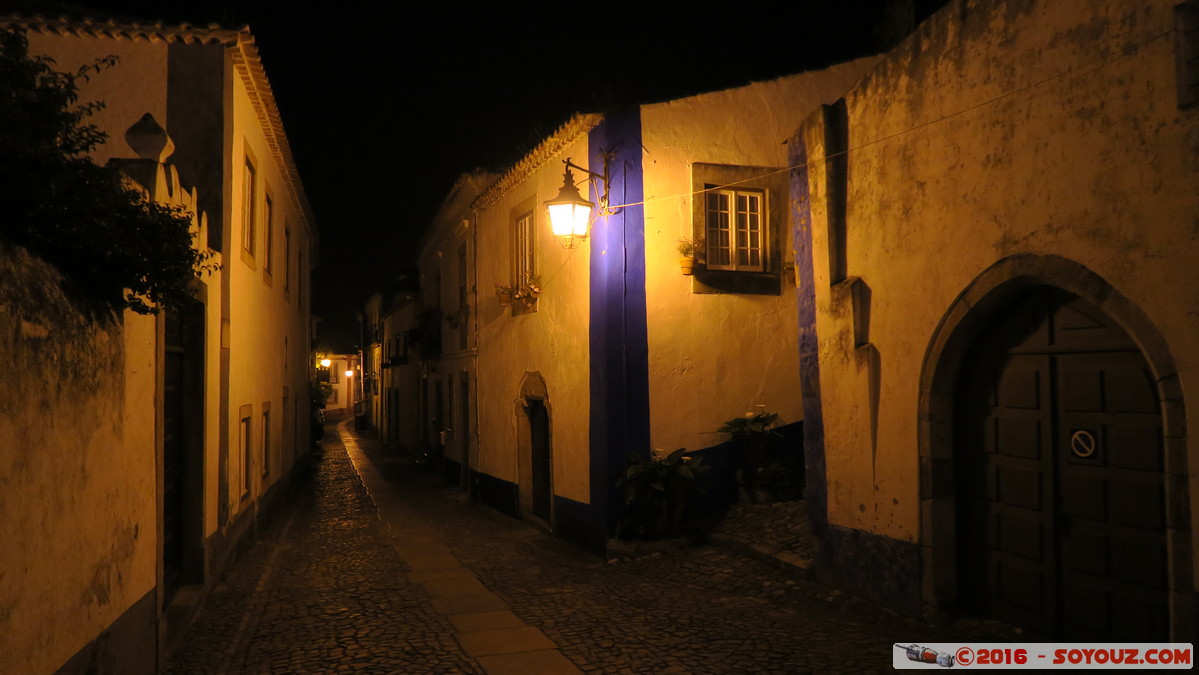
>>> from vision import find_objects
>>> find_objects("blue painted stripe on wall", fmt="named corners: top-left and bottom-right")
top-left (790, 126), bottom-right (828, 534)
top-left (588, 107), bottom-right (650, 537)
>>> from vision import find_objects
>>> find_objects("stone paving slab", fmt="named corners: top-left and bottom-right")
top-left (394, 541), bottom-right (456, 557)
top-left (409, 568), bottom-right (479, 583)
top-left (455, 625), bottom-right (557, 656)
top-left (431, 592), bottom-right (510, 615)
top-left (421, 577), bottom-right (492, 599)
top-left (475, 649), bottom-right (585, 675)
top-left (404, 553), bottom-right (463, 571)
top-left (449, 609), bottom-right (527, 633)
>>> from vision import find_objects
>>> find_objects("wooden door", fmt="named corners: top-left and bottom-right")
top-left (162, 303), bottom-right (204, 602)
top-left (957, 288), bottom-right (1166, 639)
top-left (528, 399), bottom-right (552, 523)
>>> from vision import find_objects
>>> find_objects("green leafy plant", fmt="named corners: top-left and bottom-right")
top-left (617, 448), bottom-right (709, 541)
top-left (718, 411), bottom-right (781, 463)
top-left (444, 305), bottom-right (468, 328)
top-left (718, 410), bottom-right (801, 501)
top-left (311, 381), bottom-right (333, 409)
top-left (405, 307), bottom-right (443, 363)
top-left (0, 27), bottom-right (218, 317)
top-left (677, 236), bottom-right (701, 257)
top-left (513, 273), bottom-right (541, 300)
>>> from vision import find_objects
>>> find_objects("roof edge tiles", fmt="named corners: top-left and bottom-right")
top-left (471, 113), bottom-right (602, 211)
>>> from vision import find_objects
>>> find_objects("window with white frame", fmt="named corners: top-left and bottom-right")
top-left (239, 405), bottom-right (253, 499)
top-left (263, 192), bottom-right (274, 281)
top-left (691, 163), bottom-right (786, 295)
top-left (241, 154), bottom-right (257, 266)
top-left (515, 209), bottom-right (535, 286)
top-left (705, 187), bottom-right (766, 272)
top-left (261, 403), bottom-right (271, 477)
top-left (283, 223), bottom-right (291, 294)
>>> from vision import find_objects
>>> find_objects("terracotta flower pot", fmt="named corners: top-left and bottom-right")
top-left (679, 257), bottom-right (695, 275)
top-left (497, 292), bottom-right (511, 307)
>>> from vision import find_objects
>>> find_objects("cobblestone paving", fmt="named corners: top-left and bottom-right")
top-left (711, 500), bottom-right (814, 563)
top-left (165, 431), bottom-right (482, 674)
top-left (169, 425), bottom-right (1014, 674)
top-left (357, 444), bottom-right (1012, 674)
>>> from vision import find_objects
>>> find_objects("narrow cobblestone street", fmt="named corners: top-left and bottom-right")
top-left (166, 421), bottom-right (991, 674)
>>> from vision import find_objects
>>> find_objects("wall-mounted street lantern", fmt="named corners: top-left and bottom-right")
top-left (344, 370), bottom-right (354, 379)
top-left (544, 156), bottom-right (617, 249)
top-left (319, 358), bottom-right (332, 368)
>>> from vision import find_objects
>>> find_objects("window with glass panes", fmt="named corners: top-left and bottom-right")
top-left (705, 187), bottom-right (765, 272)
top-left (242, 157), bottom-right (256, 258)
top-left (515, 210), bottom-right (535, 285)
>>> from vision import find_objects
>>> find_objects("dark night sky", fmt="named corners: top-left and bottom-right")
top-left (9, 1), bottom-right (945, 349)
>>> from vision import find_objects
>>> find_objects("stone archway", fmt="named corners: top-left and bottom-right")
top-left (918, 254), bottom-right (1192, 639)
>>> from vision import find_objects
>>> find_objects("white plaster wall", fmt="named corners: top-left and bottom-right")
top-left (475, 136), bottom-right (592, 503)
top-left (417, 204), bottom-right (473, 468)
top-left (203, 261), bottom-right (225, 538)
top-left (326, 356), bottom-right (354, 412)
top-left (640, 59), bottom-right (878, 454)
top-left (808, 0), bottom-right (1199, 541)
top-left (381, 301), bottom-right (421, 450)
top-left (24, 33), bottom-right (168, 166)
top-left (6, 34), bottom-right (168, 673)
top-left (7, 28), bottom-right (316, 667)
top-left (0, 246), bottom-right (158, 674)
top-left (225, 63), bottom-right (313, 518)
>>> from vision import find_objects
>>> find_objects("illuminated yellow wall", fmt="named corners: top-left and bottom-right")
top-left (0, 246), bottom-right (158, 674)
top-left (474, 131), bottom-right (594, 504)
top-left (224, 60), bottom-right (314, 520)
top-left (803, 0), bottom-right (1198, 543)
top-left (11, 26), bottom-right (316, 671)
top-left (639, 59), bottom-right (878, 454)
top-left (3, 33), bottom-right (166, 674)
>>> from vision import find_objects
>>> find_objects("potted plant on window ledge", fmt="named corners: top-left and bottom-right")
top-left (513, 273), bottom-right (541, 308)
top-left (495, 283), bottom-right (513, 308)
top-left (444, 305), bottom-right (468, 329)
top-left (677, 237), bottom-right (701, 275)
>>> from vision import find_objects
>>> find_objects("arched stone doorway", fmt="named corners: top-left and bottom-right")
top-left (516, 372), bottom-right (554, 530)
top-left (919, 255), bottom-right (1192, 639)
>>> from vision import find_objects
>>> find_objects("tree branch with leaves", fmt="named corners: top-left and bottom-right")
top-left (0, 27), bottom-right (217, 317)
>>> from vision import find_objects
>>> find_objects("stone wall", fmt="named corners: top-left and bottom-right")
top-left (0, 242), bottom-right (158, 674)
top-left (796, 0), bottom-right (1199, 624)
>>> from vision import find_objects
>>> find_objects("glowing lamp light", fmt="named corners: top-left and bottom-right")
top-left (319, 358), bottom-right (332, 368)
top-left (344, 370), bottom-right (354, 378)
top-left (545, 165), bottom-right (594, 249)
top-left (543, 157), bottom-right (620, 249)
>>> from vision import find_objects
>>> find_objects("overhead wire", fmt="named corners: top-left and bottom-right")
top-left (603, 24), bottom-right (1173, 212)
